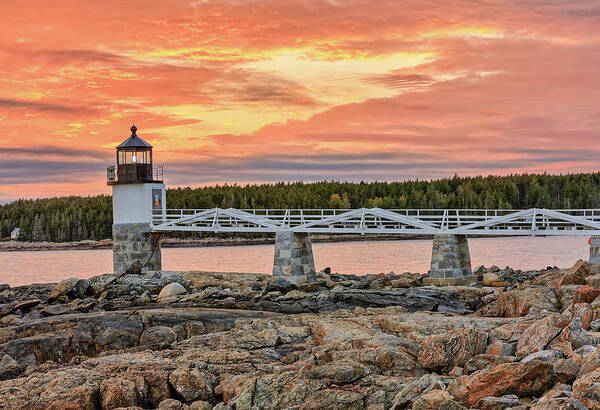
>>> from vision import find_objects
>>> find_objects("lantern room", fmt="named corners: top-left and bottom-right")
top-left (107, 125), bottom-right (162, 185)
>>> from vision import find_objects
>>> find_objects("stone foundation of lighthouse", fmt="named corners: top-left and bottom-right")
top-left (113, 223), bottom-right (162, 273)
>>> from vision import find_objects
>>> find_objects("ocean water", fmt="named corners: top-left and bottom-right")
top-left (0, 236), bottom-right (589, 286)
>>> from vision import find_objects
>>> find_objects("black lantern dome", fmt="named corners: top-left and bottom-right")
top-left (107, 125), bottom-right (162, 185)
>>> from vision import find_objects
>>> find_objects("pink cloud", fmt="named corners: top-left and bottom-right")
top-left (0, 0), bottom-right (599, 199)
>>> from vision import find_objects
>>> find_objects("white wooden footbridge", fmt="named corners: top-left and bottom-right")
top-left (108, 125), bottom-right (600, 285)
top-left (147, 207), bottom-right (600, 285)
top-left (152, 207), bottom-right (600, 236)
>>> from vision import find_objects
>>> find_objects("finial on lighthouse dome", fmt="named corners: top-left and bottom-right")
top-left (131, 124), bottom-right (137, 136)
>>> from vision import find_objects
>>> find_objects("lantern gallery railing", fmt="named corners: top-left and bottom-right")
top-left (151, 207), bottom-right (600, 235)
top-left (107, 165), bottom-right (163, 185)
top-left (151, 165), bottom-right (163, 182)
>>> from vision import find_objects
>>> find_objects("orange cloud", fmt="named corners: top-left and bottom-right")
top-left (0, 0), bottom-right (599, 200)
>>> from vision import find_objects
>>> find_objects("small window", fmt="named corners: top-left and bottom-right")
top-left (118, 148), bottom-right (152, 164)
top-left (126, 151), bottom-right (135, 164)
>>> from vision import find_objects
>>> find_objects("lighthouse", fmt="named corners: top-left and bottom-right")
top-left (108, 125), bottom-right (165, 273)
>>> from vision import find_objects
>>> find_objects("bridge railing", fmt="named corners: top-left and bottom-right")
top-left (152, 208), bottom-right (600, 235)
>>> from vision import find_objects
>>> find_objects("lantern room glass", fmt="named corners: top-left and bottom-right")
top-left (117, 148), bottom-right (152, 165)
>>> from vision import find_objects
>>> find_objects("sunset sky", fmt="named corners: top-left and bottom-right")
top-left (1, 0), bottom-right (599, 201)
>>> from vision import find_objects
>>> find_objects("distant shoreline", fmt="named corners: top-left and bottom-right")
top-left (0, 232), bottom-right (558, 252)
top-left (0, 234), bottom-right (435, 252)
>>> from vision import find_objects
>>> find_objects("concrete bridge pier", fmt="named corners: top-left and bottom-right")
top-left (273, 230), bottom-right (316, 284)
top-left (424, 234), bottom-right (476, 286)
top-left (590, 236), bottom-right (600, 265)
top-left (113, 223), bottom-right (162, 273)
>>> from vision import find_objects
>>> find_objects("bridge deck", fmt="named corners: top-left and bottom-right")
top-left (151, 207), bottom-right (600, 236)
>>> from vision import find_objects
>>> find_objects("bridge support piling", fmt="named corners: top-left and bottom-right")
top-left (113, 223), bottom-right (162, 273)
top-left (590, 236), bottom-right (600, 265)
top-left (273, 231), bottom-right (316, 284)
top-left (424, 234), bottom-right (476, 286)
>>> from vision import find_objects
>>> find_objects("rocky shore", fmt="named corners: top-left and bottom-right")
top-left (2, 262), bottom-right (600, 408)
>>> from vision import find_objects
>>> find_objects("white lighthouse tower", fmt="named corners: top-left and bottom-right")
top-left (107, 125), bottom-right (165, 273)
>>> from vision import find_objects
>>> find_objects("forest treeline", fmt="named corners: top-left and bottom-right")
top-left (2, 172), bottom-right (600, 242)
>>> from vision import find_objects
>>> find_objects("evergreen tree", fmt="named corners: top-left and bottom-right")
top-left (31, 215), bottom-right (46, 241)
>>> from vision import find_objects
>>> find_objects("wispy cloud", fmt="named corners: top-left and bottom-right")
top-left (1, 146), bottom-right (111, 159)
top-left (359, 73), bottom-right (435, 90)
top-left (0, 99), bottom-right (95, 114)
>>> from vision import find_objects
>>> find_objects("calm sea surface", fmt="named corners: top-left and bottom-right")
top-left (0, 236), bottom-right (590, 286)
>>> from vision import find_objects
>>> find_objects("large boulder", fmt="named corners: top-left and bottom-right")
top-left (95, 327), bottom-right (141, 351)
top-left (88, 273), bottom-right (190, 300)
top-left (477, 395), bottom-right (521, 410)
top-left (327, 287), bottom-right (472, 314)
top-left (590, 318), bottom-right (600, 331)
top-left (557, 260), bottom-right (591, 286)
top-left (571, 345), bottom-right (598, 366)
top-left (124, 362), bottom-right (175, 408)
top-left (411, 390), bottom-right (466, 410)
top-left (310, 316), bottom-right (379, 345)
top-left (158, 399), bottom-right (186, 410)
top-left (497, 286), bottom-right (558, 317)
top-left (390, 374), bottom-right (445, 409)
top-left (573, 369), bottom-right (600, 409)
top-left (158, 282), bottom-right (188, 299)
top-left (531, 393), bottom-right (587, 410)
top-left (574, 285), bottom-right (600, 304)
top-left (45, 385), bottom-right (100, 410)
top-left (516, 312), bottom-right (569, 358)
top-left (48, 278), bottom-right (89, 303)
top-left (418, 328), bottom-right (488, 371)
top-left (266, 278), bottom-right (296, 293)
top-left (553, 358), bottom-right (580, 383)
top-left (189, 402), bottom-right (212, 410)
top-left (234, 370), bottom-right (368, 409)
top-left (0, 354), bottom-right (17, 368)
top-left (463, 354), bottom-right (517, 374)
top-left (140, 326), bottom-right (178, 346)
top-left (520, 350), bottom-right (563, 363)
top-left (558, 316), bottom-right (599, 350)
top-left (0, 354), bottom-right (26, 381)
top-left (100, 377), bottom-right (138, 409)
top-left (0, 298), bottom-right (41, 316)
top-left (482, 273), bottom-right (502, 287)
top-left (587, 275), bottom-right (600, 289)
top-left (304, 360), bottom-right (369, 385)
top-left (486, 340), bottom-right (515, 357)
top-left (1, 329), bottom-right (96, 365)
top-left (447, 360), bottom-right (555, 407)
top-left (169, 366), bottom-right (215, 403)
top-left (579, 347), bottom-right (600, 377)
